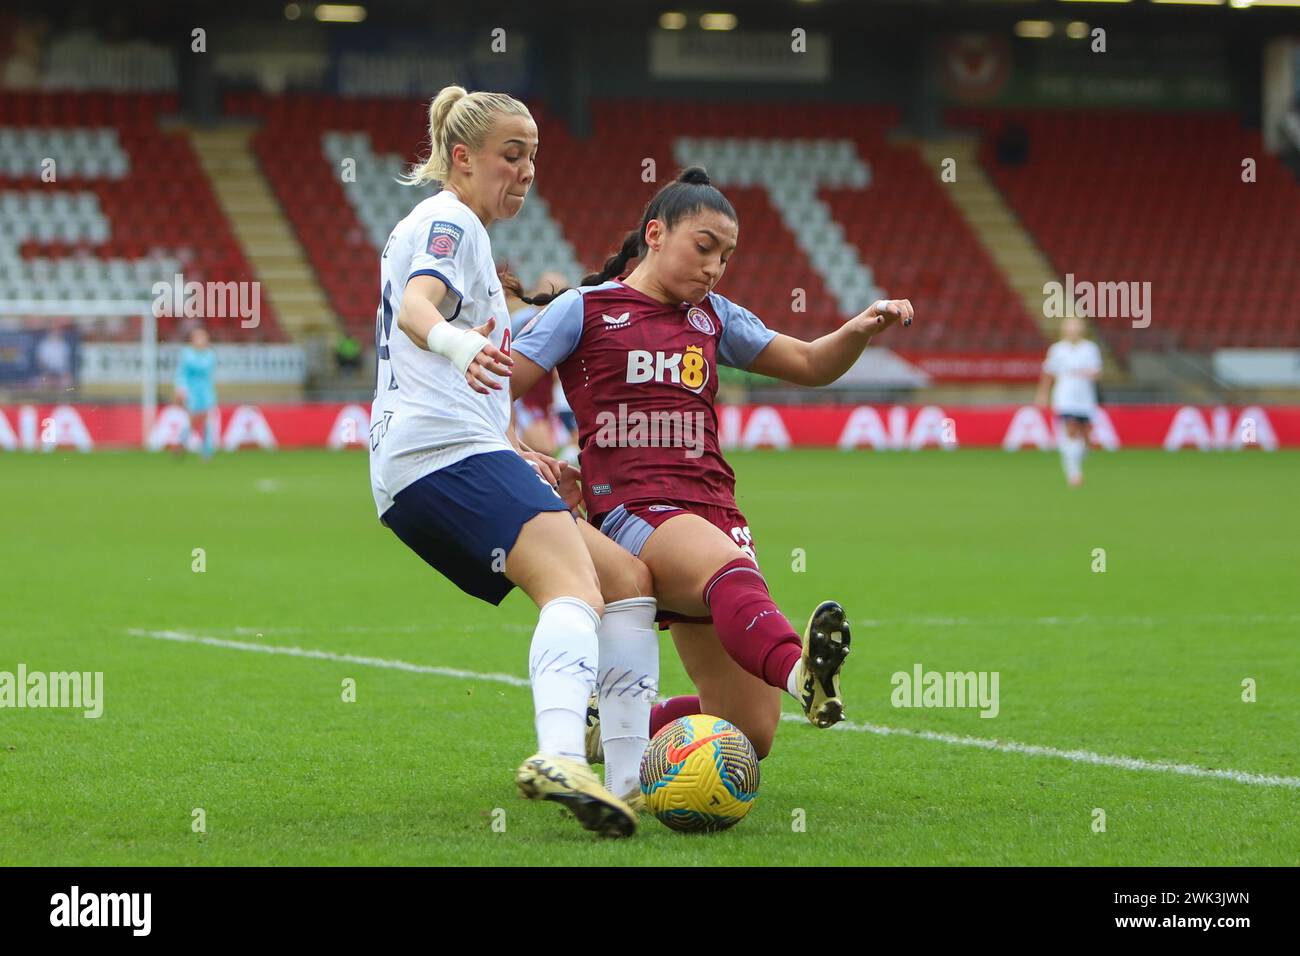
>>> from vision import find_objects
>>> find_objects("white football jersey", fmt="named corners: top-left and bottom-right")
top-left (370, 189), bottom-right (514, 517)
top-left (1043, 339), bottom-right (1102, 415)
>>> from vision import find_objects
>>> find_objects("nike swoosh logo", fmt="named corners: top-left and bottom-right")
top-left (665, 732), bottom-right (729, 764)
top-left (489, 287), bottom-right (502, 296)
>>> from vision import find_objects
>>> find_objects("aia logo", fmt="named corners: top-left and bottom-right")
top-left (625, 345), bottom-right (710, 393)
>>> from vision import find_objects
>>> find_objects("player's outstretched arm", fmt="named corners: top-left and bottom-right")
top-left (508, 352), bottom-right (549, 401)
top-left (748, 298), bottom-right (914, 387)
top-left (396, 274), bottom-right (512, 393)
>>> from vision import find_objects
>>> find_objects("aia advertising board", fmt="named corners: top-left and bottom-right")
top-left (1, 403), bottom-right (1297, 451)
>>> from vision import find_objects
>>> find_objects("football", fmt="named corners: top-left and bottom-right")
top-left (639, 715), bottom-right (761, 833)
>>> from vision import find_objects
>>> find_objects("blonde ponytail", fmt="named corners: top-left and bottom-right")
top-left (400, 85), bottom-right (532, 187)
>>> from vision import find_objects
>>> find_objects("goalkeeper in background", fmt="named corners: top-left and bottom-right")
top-left (174, 325), bottom-right (217, 460)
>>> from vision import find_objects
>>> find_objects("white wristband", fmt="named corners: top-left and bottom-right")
top-left (426, 321), bottom-right (491, 374)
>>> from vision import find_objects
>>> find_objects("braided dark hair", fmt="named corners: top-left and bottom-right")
top-left (502, 165), bottom-right (737, 307)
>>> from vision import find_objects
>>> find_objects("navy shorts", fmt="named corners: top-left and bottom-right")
top-left (1057, 413), bottom-right (1091, 426)
top-left (381, 450), bottom-right (570, 605)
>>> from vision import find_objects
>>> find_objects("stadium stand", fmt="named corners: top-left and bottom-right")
top-left (233, 92), bottom-right (1045, 354)
top-left (0, 92), bottom-right (282, 342)
top-left (950, 108), bottom-right (1300, 359)
top-left (236, 92), bottom-right (593, 342)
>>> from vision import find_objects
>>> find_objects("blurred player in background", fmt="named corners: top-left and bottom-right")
top-left (36, 324), bottom-right (74, 392)
top-left (1035, 316), bottom-right (1102, 487)
top-left (510, 167), bottom-right (914, 760)
top-left (550, 366), bottom-right (580, 464)
top-left (507, 270), bottom-right (577, 459)
top-left (173, 325), bottom-right (216, 460)
top-left (370, 86), bottom-right (656, 835)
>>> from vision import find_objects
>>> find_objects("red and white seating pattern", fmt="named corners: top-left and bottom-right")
top-left (240, 93), bottom-right (1043, 354)
top-left (950, 108), bottom-right (1300, 356)
top-left (0, 93), bottom-right (282, 342)
top-left (7, 84), bottom-right (1297, 360)
top-left (319, 130), bottom-right (586, 290)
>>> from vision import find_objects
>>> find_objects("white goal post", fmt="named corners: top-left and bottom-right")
top-left (0, 300), bottom-right (156, 439)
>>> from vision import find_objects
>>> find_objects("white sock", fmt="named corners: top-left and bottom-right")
top-left (1059, 435), bottom-right (1081, 480)
top-left (786, 664), bottom-right (801, 699)
top-left (1068, 436), bottom-right (1086, 479)
top-left (596, 597), bottom-right (659, 798)
top-left (528, 597), bottom-right (601, 762)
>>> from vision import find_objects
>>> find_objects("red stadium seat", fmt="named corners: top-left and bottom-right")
top-left (237, 92), bottom-right (1038, 351)
top-left (1, 91), bottom-right (282, 343)
top-left (947, 107), bottom-right (1300, 354)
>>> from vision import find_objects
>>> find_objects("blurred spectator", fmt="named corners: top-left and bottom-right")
top-left (0, 16), bottom-right (46, 90)
top-left (36, 325), bottom-right (73, 391)
top-left (1282, 95), bottom-right (1300, 156)
top-left (995, 122), bottom-right (1028, 167)
top-left (335, 332), bottom-right (361, 376)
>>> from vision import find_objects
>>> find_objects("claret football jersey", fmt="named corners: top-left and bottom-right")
top-left (512, 279), bottom-right (776, 518)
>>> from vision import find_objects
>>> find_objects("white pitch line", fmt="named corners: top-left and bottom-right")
top-left (855, 612), bottom-right (1300, 629)
top-left (127, 628), bottom-right (1300, 790)
top-left (125, 628), bottom-right (529, 687)
top-left (228, 623), bottom-right (535, 637)
top-left (779, 715), bottom-right (1300, 789)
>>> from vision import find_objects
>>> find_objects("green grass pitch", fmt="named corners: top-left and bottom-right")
top-left (1, 447), bottom-right (1297, 865)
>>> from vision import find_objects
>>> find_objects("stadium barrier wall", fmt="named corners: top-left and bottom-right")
top-left (1, 403), bottom-right (1296, 452)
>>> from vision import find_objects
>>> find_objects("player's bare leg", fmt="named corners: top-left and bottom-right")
top-left (1061, 418), bottom-right (1088, 486)
top-left (172, 422), bottom-right (188, 459)
top-left (507, 511), bottom-right (604, 610)
top-left (669, 621), bottom-right (780, 758)
top-left (174, 411), bottom-right (204, 459)
top-left (579, 520), bottom-right (654, 603)
top-left (636, 513), bottom-right (735, 616)
top-left (194, 412), bottom-right (214, 460)
top-left (639, 513), bottom-right (850, 727)
top-left (505, 511), bottom-right (636, 838)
